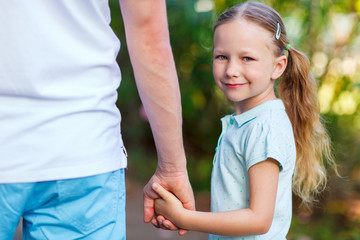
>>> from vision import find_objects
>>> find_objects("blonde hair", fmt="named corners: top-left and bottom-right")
top-left (214, 2), bottom-right (337, 204)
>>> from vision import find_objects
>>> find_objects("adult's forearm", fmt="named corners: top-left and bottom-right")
top-left (120, 0), bottom-right (186, 172)
top-left (132, 41), bottom-right (186, 172)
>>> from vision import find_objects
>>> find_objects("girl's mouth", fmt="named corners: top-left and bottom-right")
top-left (225, 83), bottom-right (247, 88)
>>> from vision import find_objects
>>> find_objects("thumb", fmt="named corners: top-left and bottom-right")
top-left (152, 182), bottom-right (170, 200)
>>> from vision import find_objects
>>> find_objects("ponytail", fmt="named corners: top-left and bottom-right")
top-left (278, 47), bottom-right (337, 204)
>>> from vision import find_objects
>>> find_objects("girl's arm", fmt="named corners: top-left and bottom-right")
top-left (153, 158), bottom-right (279, 236)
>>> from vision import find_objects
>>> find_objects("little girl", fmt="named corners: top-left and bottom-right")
top-left (152, 2), bottom-right (336, 239)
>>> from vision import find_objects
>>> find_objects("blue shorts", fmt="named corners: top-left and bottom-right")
top-left (0, 169), bottom-right (126, 240)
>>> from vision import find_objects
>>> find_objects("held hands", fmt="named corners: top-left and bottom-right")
top-left (143, 169), bottom-right (195, 235)
top-left (152, 182), bottom-right (186, 228)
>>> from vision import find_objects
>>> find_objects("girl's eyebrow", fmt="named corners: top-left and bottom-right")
top-left (213, 47), bottom-right (225, 52)
top-left (213, 49), bottom-right (226, 55)
top-left (214, 49), bottom-right (256, 56)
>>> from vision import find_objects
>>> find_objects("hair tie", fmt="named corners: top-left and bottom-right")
top-left (275, 23), bottom-right (281, 40)
top-left (285, 44), bottom-right (291, 51)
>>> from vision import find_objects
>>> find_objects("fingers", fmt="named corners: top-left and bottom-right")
top-left (143, 194), bottom-right (155, 223)
top-left (161, 219), bottom-right (179, 231)
top-left (151, 215), bottom-right (177, 230)
top-left (156, 215), bottom-right (166, 226)
top-left (178, 229), bottom-right (188, 236)
top-left (155, 215), bottom-right (170, 230)
top-left (151, 182), bottom-right (170, 200)
top-left (151, 217), bottom-right (160, 228)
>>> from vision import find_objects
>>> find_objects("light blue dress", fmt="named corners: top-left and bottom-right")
top-left (210, 99), bottom-right (296, 240)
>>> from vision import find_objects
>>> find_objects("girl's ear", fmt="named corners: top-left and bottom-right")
top-left (271, 55), bottom-right (287, 80)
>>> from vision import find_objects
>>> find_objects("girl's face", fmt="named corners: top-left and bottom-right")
top-left (213, 19), bottom-right (287, 114)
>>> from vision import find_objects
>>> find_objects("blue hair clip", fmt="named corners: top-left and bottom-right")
top-left (275, 23), bottom-right (281, 40)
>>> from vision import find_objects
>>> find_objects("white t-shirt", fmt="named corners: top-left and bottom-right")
top-left (210, 100), bottom-right (296, 240)
top-left (0, 1), bottom-right (127, 183)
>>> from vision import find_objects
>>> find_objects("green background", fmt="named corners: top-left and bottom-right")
top-left (110, 0), bottom-right (360, 239)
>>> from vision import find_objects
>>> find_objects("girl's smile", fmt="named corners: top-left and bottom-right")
top-left (224, 83), bottom-right (248, 88)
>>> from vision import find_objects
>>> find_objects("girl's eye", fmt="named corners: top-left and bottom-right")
top-left (216, 55), bottom-right (227, 60)
top-left (243, 57), bottom-right (254, 62)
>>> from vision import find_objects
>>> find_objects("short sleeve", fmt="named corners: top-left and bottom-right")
top-left (244, 120), bottom-right (293, 172)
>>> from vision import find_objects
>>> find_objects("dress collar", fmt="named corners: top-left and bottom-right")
top-left (224, 99), bottom-right (285, 128)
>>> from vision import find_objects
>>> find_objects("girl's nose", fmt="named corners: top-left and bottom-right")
top-left (226, 61), bottom-right (240, 78)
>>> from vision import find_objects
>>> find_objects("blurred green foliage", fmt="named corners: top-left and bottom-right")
top-left (109, 0), bottom-right (360, 239)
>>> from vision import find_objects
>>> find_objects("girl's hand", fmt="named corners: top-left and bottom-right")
top-left (152, 182), bottom-right (186, 228)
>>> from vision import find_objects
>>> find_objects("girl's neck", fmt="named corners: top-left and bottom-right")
top-left (234, 90), bottom-right (277, 115)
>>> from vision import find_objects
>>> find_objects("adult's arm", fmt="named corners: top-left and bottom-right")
top-left (119, 0), bottom-right (195, 234)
